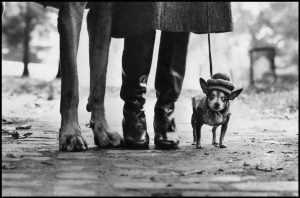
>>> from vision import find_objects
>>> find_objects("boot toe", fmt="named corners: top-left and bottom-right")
top-left (154, 133), bottom-right (179, 149)
top-left (125, 137), bottom-right (149, 149)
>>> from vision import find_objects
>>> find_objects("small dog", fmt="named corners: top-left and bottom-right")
top-left (191, 73), bottom-right (243, 149)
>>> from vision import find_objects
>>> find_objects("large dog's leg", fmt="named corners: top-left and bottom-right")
top-left (2, 2), bottom-right (5, 16)
top-left (86, 3), bottom-right (124, 147)
top-left (58, 2), bottom-right (88, 151)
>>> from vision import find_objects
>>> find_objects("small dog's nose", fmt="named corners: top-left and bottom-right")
top-left (214, 103), bottom-right (220, 108)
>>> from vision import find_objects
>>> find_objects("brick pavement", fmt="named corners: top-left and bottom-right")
top-left (2, 94), bottom-right (298, 196)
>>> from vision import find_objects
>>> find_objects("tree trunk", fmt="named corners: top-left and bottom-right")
top-left (22, 3), bottom-right (30, 77)
top-left (56, 59), bottom-right (61, 79)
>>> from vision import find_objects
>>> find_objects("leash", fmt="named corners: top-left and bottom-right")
top-left (206, 2), bottom-right (213, 77)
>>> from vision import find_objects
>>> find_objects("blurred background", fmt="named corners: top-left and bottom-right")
top-left (2, 2), bottom-right (298, 90)
top-left (1, 3), bottom-right (299, 196)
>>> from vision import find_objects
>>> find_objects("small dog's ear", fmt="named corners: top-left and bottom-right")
top-left (199, 78), bottom-right (208, 94)
top-left (228, 88), bottom-right (243, 100)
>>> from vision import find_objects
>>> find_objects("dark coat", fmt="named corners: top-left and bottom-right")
top-left (112, 2), bottom-right (156, 38)
top-left (112, 2), bottom-right (233, 38)
top-left (37, 2), bottom-right (233, 38)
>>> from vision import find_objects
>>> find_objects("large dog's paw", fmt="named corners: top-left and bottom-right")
top-left (107, 132), bottom-right (124, 147)
top-left (59, 135), bottom-right (88, 152)
top-left (92, 122), bottom-right (124, 148)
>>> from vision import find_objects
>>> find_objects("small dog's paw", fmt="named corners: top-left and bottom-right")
top-left (191, 142), bottom-right (196, 145)
top-left (212, 142), bottom-right (218, 147)
top-left (196, 145), bottom-right (203, 149)
top-left (219, 143), bottom-right (227, 148)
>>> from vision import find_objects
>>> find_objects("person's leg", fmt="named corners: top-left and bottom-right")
top-left (154, 31), bottom-right (190, 149)
top-left (86, 3), bottom-right (123, 148)
top-left (120, 30), bottom-right (156, 149)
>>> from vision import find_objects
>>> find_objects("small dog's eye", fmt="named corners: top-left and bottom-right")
top-left (209, 95), bottom-right (215, 100)
top-left (221, 97), bottom-right (226, 102)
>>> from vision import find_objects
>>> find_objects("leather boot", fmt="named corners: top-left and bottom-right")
top-left (154, 102), bottom-right (179, 149)
top-left (122, 106), bottom-right (149, 149)
top-left (120, 30), bottom-right (156, 149)
top-left (154, 31), bottom-right (190, 149)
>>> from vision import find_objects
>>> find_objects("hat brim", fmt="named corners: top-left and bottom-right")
top-left (208, 85), bottom-right (232, 94)
top-left (207, 79), bottom-right (235, 91)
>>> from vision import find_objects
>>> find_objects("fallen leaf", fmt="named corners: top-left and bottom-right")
top-left (285, 115), bottom-right (290, 120)
top-left (287, 177), bottom-right (295, 181)
top-left (2, 118), bottom-right (13, 124)
top-left (255, 165), bottom-right (273, 172)
top-left (20, 133), bottom-right (33, 139)
top-left (11, 131), bottom-right (20, 139)
top-left (281, 151), bottom-right (293, 154)
top-left (41, 161), bottom-right (55, 165)
top-left (204, 152), bottom-right (209, 155)
top-left (2, 164), bottom-right (17, 170)
top-left (16, 125), bottom-right (31, 130)
top-left (180, 170), bottom-right (203, 176)
top-left (282, 143), bottom-right (293, 146)
top-left (226, 159), bottom-right (233, 163)
top-left (2, 128), bottom-right (16, 134)
top-left (47, 95), bottom-right (54, 100)
top-left (267, 151), bottom-right (275, 153)
top-left (151, 192), bottom-right (181, 197)
top-left (6, 153), bottom-right (18, 158)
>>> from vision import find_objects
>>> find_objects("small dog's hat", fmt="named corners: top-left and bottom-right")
top-left (207, 73), bottom-right (235, 94)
